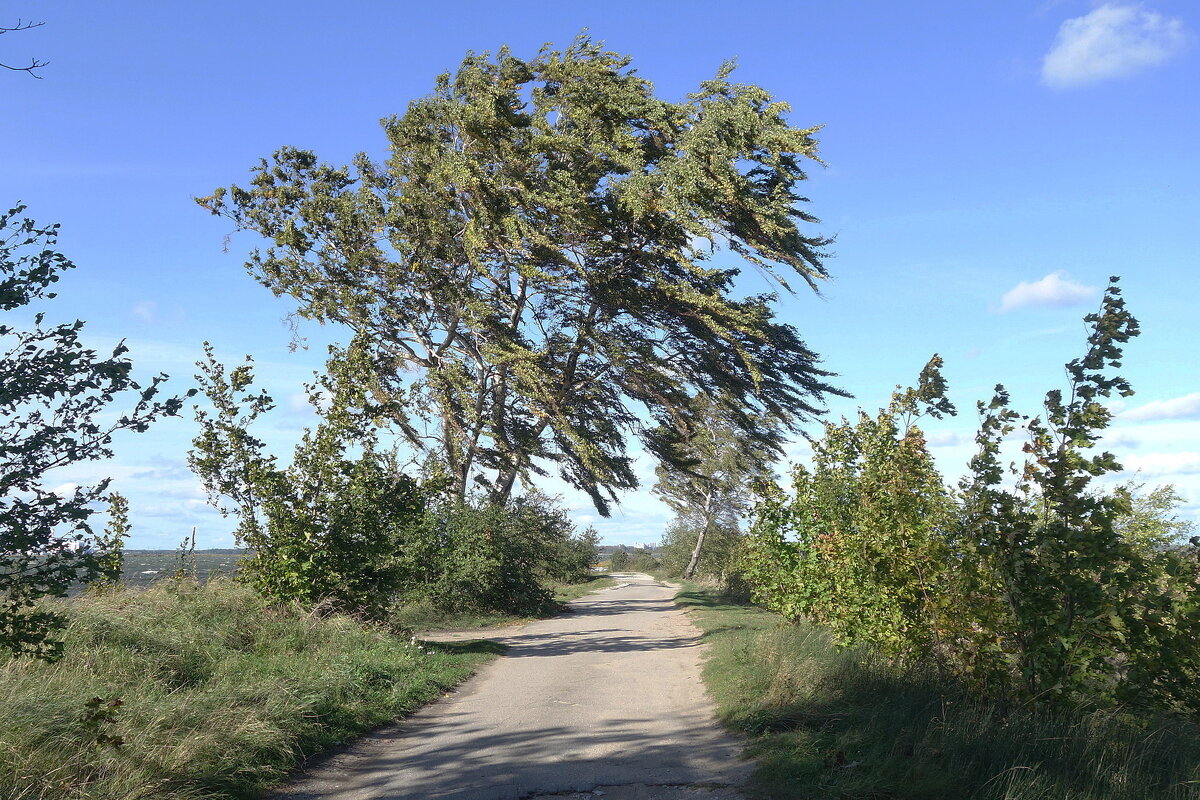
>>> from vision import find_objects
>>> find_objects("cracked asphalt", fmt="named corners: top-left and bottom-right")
top-left (269, 573), bottom-right (750, 800)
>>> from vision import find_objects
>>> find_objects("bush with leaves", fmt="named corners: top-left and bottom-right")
top-left (550, 524), bottom-right (601, 583)
top-left (609, 548), bottom-right (630, 571)
top-left (746, 279), bottom-right (1200, 711)
top-left (400, 492), bottom-right (593, 614)
top-left (626, 547), bottom-right (660, 573)
top-left (658, 515), bottom-right (743, 581)
top-left (1, 206), bottom-right (191, 660)
top-left (189, 338), bottom-right (422, 617)
top-left (742, 356), bottom-right (960, 659)
top-left (93, 492), bottom-right (130, 586)
top-left (958, 278), bottom-right (1200, 709)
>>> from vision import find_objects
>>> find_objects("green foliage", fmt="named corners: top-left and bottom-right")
top-left (627, 547), bottom-right (660, 573)
top-left (1112, 480), bottom-right (1196, 554)
top-left (199, 35), bottom-right (843, 513)
top-left (94, 493), bottom-right (130, 586)
top-left (653, 393), bottom-right (778, 579)
top-left (0, 579), bottom-right (495, 799)
top-left (658, 516), bottom-right (743, 580)
top-left (958, 278), bottom-right (1200, 708)
top-left (678, 586), bottom-right (1200, 800)
top-left (1, 206), bottom-right (191, 661)
top-left (606, 545), bottom-right (659, 573)
top-left (189, 339), bottom-right (422, 617)
top-left (743, 356), bottom-right (959, 658)
top-left (399, 492), bottom-right (593, 614)
top-left (609, 548), bottom-right (630, 571)
top-left (745, 280), bottom-right (1200, 711)
top-left (551, 524), bottom-right (601, 583)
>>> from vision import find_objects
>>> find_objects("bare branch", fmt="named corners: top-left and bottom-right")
top-left (1, 18), bottom-right (47, 78)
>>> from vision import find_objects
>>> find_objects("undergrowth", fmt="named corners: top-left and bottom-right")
top-left (677, 586), bottom-right (1200, 800)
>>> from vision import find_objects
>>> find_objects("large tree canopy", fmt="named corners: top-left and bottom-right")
top-left (200, 36), bottom-right (844, 513)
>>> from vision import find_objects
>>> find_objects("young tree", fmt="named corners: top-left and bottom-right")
top-left (1, 206), bottom-right (191, 659)
top-left (198, 36), bottom-right (844, 514)
top-left (609, 548), bottom-right (630, 571)
top-left (94, 492), bottom-right (130, 586)
top-left (743, 357), bottom-right (959, 657)
top-left (189, 339), bottom-right (423, 616)
top-left (652, 394), bottom-right (779, 578)
top-left (960, 278), bottom-right (1200, 708)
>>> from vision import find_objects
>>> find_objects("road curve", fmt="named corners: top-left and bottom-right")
top-left (270, 573), bottom-right (750, 800)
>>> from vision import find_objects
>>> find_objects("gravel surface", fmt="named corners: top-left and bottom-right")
top-left (269, 573), bottom-right (751, 800)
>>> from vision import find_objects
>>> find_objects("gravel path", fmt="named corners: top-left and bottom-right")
top-left (269, 573), bottom-right (750, 800)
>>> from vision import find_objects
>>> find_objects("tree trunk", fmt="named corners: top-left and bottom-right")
top-left (683, 490), bottom-right (714, 579)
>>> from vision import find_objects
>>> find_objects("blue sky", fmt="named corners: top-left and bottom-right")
top-left (3, 1), bottom-right (1197, 547)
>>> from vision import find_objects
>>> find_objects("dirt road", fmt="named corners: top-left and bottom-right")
top-left (271, 573), bottom-right (750, 800)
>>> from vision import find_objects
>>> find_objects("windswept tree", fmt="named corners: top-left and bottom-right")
top-left (199, 36), bottom-right (844, 513)
top-left (653, 394), bottom-right (780, 578)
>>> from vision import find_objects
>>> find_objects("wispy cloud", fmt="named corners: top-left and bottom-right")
top-left (1043, 3), bottom-right (1189, 89)
top-left (132, 301), bottom-right (158, 324)
top-left (1122, 451), bottom-right (1200, 476)
top-left (1120, 392), bottom-right (1200, 422)
top-left (999, 271), bottom-right (1097, 312)
top-left (924, 430), bottom-right (964, 448)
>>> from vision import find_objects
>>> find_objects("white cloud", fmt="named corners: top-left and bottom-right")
top-left (1121, 451), bottom-right (1200, 476)
top-left (999, 271), bottom-right (1097, 312)
top-left (132, 301), bottom-right (158, 324)
top-left (925, 430), bottom-right (964, 448)
top-left (1120, 392), bottom-right (1200, 422)
top-left (51, 482), bottom-right (81, 497)
top-left (1042, 4), bottom-right (1189, 89)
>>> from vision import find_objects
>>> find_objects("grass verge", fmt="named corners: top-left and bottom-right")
top-left (389, 574), bottom-right (618, 632)
top-left (677, 585), bottom-right (1200, 800)
top-left (1, 578), bottom-right (500, 800)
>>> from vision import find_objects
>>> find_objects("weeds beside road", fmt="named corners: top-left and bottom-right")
top-left (678, 585), bottom-right (1200, 800)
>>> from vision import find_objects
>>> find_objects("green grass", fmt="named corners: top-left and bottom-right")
top-left (677, 585), bottom-right (1200, 800)
top-left (0, 579), bottom-right (500, 800)
top-left (389, 574), bottom-right (618, 632)
top-left (550, 574), bottom-right (618, 603)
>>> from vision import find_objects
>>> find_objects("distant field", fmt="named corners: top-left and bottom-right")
top-left (114, 550), bottom-right (249, 589)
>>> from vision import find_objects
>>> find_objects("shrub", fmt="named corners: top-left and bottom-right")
top-left (398, 492), bottom-right (592, 614)
top-left (190, 339), bottom-right (422, 617)
top-left (745, 279), bottom-right (1200, 711)
top-left (1, 206), bottom-right (190, 660)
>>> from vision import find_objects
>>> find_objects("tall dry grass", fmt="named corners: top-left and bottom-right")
top-left (1, 578), bottom-right (497, 800)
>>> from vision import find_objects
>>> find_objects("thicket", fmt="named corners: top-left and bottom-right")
top-left (658, 516), bottom-right (742, 579)
top-left (399, 493), bottom-right (599, 614)
top-left (743, 278), bottom-right (1200, 712)
top-left (189, 343), bottom-right (598, 618)
top-left (608, 546), bottom-right (659, 573)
